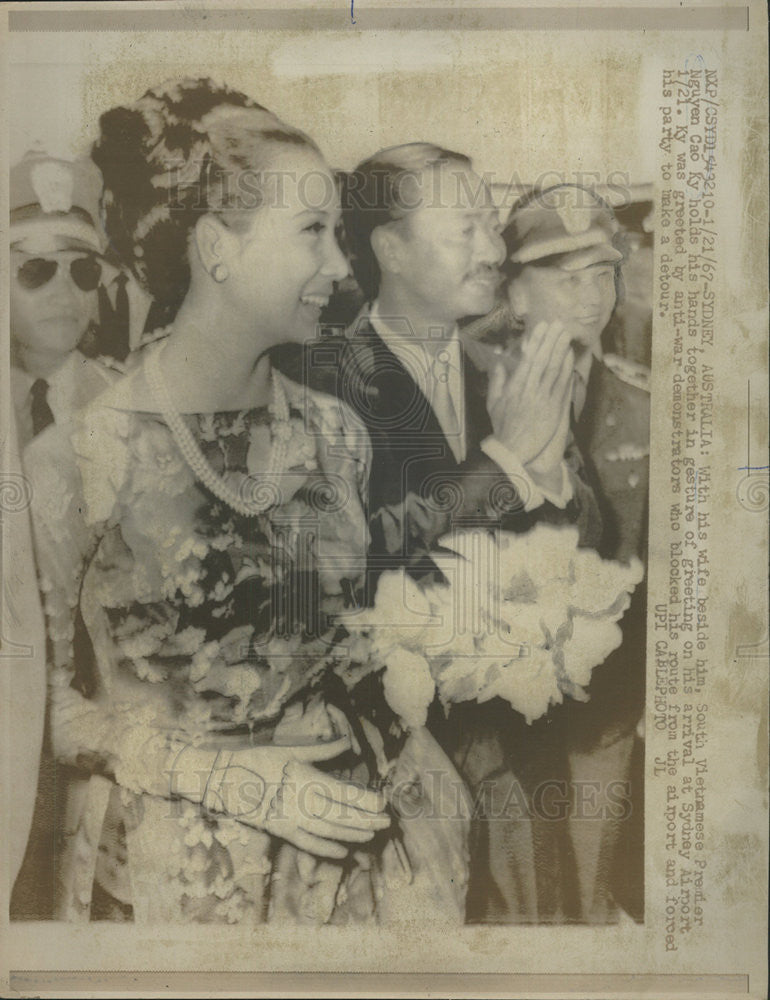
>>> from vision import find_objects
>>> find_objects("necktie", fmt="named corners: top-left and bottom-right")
top-left (431, 347), bottom-right (465, 463)
top-left (113, 273), bottom-right (130, 360)
top-left (30, 378), bottom-right (55, 437)
top-left (98, 272), bottom-right (131, 361)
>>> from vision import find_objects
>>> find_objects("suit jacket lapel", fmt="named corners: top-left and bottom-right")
top-left (347, 314), bottom-right (446, 441)
top-left (347, 310), bottom-right (493, 462)
top-left (462, 350), bottom-right (493, 451)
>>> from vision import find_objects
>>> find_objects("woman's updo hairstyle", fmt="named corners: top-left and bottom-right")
top-left (92, 78), bottom-right (319, 326)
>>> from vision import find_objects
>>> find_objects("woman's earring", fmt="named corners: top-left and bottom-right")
top-left (211, 263), bottom-right (229, 283)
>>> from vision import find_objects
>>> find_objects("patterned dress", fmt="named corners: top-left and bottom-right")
top-left (25, 344), bottom-right (470, 924)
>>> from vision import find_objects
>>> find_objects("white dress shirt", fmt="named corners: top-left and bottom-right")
top-left (12, 351), bottom-right (117, 449)
top-left (369, 303), bottom-right (572, 511)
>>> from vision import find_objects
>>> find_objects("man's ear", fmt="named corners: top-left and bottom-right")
top-left (193, 215), bottom-right (237, 277)
top-left (370, 224), bottom-right (405, 280)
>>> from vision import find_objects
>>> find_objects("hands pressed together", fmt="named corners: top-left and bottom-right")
top-left (486, 320), bottom-right (575, 494)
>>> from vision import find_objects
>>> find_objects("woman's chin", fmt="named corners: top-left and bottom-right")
top-left (297, 302), bottom-right (325, 339)
top-left (286, 324), bottom-right (319, 346)
top-left (262, 324), bottom-right (314, 351)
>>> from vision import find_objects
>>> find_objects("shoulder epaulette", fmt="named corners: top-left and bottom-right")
top-left (603, 353), bottom-right (651, 392)
top-left (94, 354), bottom-right (127, 377)
top-left (137, 326), bottom-right (172, 348)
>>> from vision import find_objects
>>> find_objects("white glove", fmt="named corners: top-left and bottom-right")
top-left (170, 737), bottom-right (390, 860)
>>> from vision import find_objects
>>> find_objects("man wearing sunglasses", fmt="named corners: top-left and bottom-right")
top-left (10, 151), bottom-right (118, 448)
top-left (7, 153), bottom-right (121, 920)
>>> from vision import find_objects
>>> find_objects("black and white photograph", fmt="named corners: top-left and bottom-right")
top-left (1, 3), bottom-right (767, 997)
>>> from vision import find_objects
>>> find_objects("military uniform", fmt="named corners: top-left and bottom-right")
top-left (567, 351), bottom-right (650, 923)
top-left (573, 353), bottom-right (650, 562)
top-left (9, 149), bottom-right (117, 919)
top-left (12, 351), bottom-right (119, 450)
top-left (461, 183), bottom-right (650, 925)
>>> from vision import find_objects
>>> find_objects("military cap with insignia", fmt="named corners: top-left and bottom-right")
top-left (10, 150), bottom-right (106, 254)
top-left (505, 183), bottom-right (623, 270)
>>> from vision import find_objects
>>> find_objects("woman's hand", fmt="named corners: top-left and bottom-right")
top-left (177, 737), bottom-right (390, 859)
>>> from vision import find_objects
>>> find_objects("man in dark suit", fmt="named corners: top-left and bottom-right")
top-left (321, 146), bottom-right (602, 924)
top-left (333, 144), bottom-right (601, 587)
top-left (566, 351), bottom-right (648, 923)
top-left (503, 184), bottom-right (650, 922)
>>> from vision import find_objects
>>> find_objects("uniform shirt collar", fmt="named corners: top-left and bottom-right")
top-left (574, 343), bottom-right (602, 384)
top-left (12, 351), bottom-right (79, 398)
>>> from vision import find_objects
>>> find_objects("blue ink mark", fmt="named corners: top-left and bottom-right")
top-left (351, 0), bottom-right (356, 24)
top-left (685, 53), bottom-right (705, 70)
top-left (738, 466), bottom-right (770, 472)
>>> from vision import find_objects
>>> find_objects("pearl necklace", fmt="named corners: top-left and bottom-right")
top-left (145, 343), bottom-right (291, 517)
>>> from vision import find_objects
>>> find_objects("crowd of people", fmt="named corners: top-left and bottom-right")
top-left (6, 77), bottom-right (650, 926)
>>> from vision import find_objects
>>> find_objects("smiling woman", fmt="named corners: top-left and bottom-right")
top-left (212, 143), bottom-right (348, 350)
top-left (22, 78), bottom-right (471, 925)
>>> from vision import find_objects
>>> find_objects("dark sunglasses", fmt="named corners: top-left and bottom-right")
top-left (15, 255), bottom-right (102, 292)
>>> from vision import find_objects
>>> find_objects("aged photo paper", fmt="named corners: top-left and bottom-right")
top-left (1, 1), bottom-right (767, 996)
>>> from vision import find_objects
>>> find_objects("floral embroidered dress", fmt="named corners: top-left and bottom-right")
top-left (25, 344), bottom-right (470, 925)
